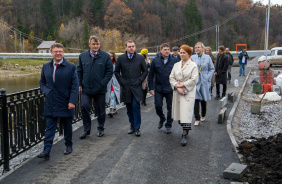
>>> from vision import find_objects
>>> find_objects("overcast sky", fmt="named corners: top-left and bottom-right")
top-left (253, 0), bottom-right (282, 5)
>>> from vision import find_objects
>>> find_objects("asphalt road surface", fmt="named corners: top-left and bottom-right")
top-left (0, 66), bottom-right (251, 184)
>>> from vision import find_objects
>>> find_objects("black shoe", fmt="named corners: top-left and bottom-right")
top-left (64, 147), bottom-right (72, 155)
top-left (135, 129), bottom-right (141, 137)
top-left (181, 134), bottom-right (187, 146)
top-left (141, 101), bottom-right (147, 106)
top-left (222, 94), bottom-right (226, 98)
top-left (158, 118), bottom-right (166, 129)
top-left (166, 127), bottom-right (171, 134)
top-left (97, 130), bottom-right (104, 137)
top-left (38, 151), bottom-right (50, 161)
top-left (108, 113), bottom-right (113, 118)
top-left (215, 95), bottom-right (220, 100)
top-left (80, 131), bottom-right (90, 139)
top-left (128, 128), bottom-right (135, 134)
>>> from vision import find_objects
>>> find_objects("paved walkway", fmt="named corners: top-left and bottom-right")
top-left (0, 66), bottom-right (251, 184)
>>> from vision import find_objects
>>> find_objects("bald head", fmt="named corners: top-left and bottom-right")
top-left (225, 48), bottom-right (230, 53)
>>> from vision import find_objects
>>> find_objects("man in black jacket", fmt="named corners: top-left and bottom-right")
top-left (215, 46), bottom-right (229, 99)
top-left (77, 36), bottom-right (113, 139)
top-left (114, 40), bottom-right (148, 136)
top-left (225, 48), bottom-right (234, 83)
top-left (148, 43), bottom-right (178, 134)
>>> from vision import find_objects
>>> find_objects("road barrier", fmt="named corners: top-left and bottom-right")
top-left (0, 88), bottom-right (95, 171)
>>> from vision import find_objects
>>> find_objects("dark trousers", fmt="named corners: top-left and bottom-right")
top-left (194, 100), bottom-right (207, 121)
top-left (216, 84), bottom-right (227, 96)
top-left (227, 65), bottom-right (232, 80)
top-left (44, 117), bottom-right (72, 153)
top-left (142, 89), bottom-right (147, 103)
top-left (126, 95), bottom-right (141, 130)
top-left (81, 92), bottom-right (105, 132)
top-left (154, 92), bottom-right (173, 128)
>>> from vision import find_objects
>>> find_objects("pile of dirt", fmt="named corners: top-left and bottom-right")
top-left (237, 133), bottom-right (282, 184)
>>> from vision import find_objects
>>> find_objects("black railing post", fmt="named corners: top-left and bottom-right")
top-left (0, 88), bottom-right (10, 171)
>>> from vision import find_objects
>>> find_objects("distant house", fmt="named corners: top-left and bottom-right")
top-left (36, 41), bottom-right (56, 53)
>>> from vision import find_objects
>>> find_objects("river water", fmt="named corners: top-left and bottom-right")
top-left (0, 74), bottom-right (41, 94)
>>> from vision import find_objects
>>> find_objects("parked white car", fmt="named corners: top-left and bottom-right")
top-left (258, 47), bottom-right (282, 65)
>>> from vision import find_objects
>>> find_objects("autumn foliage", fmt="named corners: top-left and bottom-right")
top-left (104, 0), bottom-right (133, 33)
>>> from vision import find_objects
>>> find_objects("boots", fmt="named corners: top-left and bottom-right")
top-left (181, 134), bottom-right (187, 146)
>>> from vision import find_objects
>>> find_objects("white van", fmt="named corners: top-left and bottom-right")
top-left (258, 47), bottom-right (282, 65)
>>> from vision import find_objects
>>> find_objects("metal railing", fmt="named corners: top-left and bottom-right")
top-left (0, 51), bottom-right (266, 60)
top-left (0, 88), bottom-right (95, 171)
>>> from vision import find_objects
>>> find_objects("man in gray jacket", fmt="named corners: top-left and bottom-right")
top-left (77, 36), bottom-right (113, 139)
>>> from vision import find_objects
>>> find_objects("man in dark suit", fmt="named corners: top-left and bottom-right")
top-left (148, 43), bottom-right (178, 134)
top-left (114, 40), bottom-right (148, 136)
top-left (38, 43), bottom-right (79, 160)
top-left (77, 36), bottom-right (113, 139)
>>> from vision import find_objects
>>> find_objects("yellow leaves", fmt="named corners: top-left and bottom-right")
top-left (9, 34), bottom-right (14, 40)
top-left (60, 23), bottom-right (64, 30)
top-left (91, 26), bottom-right (124, 52)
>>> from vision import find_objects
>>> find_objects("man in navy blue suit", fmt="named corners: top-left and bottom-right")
top-left (38, 43), bottom-right (79, 160)
top-left (148, 43), bottom-right (178, 134)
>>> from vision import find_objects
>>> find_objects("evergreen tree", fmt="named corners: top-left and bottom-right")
top-left (73, 0), bottom-right (84, 17)
top-left (17, 17), bottom-right (23, 32)
top-left (90, 0), bottom-right (104, 27)
top-left (184, 0), bottom-right (202, 45)
top-left (40, 0), bottom-right (57, 39)
top-left (82, 19), bottom-right (90, 49)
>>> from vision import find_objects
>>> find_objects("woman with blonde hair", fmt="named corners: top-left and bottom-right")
top-left (191, 42), bottom-right (215, 126)
top-left (169, 45), bottom-right (198, 146)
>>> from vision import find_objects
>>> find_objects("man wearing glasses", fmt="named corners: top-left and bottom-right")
top-left (38, 43), bottom-right (79, 160)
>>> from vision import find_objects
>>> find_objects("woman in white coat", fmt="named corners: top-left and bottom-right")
top-left (106, 51), bottom-right (121, 117)
top-left (191, 42), bottom-right (215, 126)
top-left (169, 45), bottom-right (198, 146)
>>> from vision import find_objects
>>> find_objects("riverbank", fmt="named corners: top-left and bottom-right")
top-left (0, 58), bottom-right (45, 77)
top-left (0, 58), bottom-right (78, 78)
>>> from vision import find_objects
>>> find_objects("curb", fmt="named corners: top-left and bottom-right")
top-left (226, 69), bottom-right (252, 162)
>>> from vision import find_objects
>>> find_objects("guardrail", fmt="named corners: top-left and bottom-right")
top-left (0, 51), bottom-right (267, 60)
top-left (0, 88), bottom-right (95, 171)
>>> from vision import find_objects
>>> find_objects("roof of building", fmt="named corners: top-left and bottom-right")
top-left (36, 41), bottom-right (56, 49)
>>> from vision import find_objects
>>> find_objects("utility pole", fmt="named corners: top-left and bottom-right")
top-left (20, 32), bottom-right (22, 53)
top-left (265, 0), bottom-right (271, 61)
top-left (14, 31), bottom-right (17, 53)
top-left (23, 37), bottom-right (25, 53)
top-left (216, 25), bottom-right (219, 54)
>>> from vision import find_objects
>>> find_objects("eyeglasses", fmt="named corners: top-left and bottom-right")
top-left (52, 51), bottom-right (64, 54)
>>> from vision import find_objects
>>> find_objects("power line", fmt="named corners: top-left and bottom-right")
top-left (147, 5), bottom-right (253, 49)
top-left (0, 19), bottom-right (44, 42)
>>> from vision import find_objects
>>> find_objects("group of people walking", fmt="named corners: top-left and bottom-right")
top-left (38, 35), bottom-right (238, 160)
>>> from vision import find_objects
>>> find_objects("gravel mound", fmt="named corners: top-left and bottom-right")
top-left (237, 133), bottom-right (282, 184)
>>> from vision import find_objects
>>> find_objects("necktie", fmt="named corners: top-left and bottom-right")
top-left (54, 63), bottom-right (59, 82)
top-left (130, 54), bottom-right (133, 59)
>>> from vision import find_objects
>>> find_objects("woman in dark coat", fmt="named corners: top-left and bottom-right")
top-left (215, 46), bottom-right (229, 99)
